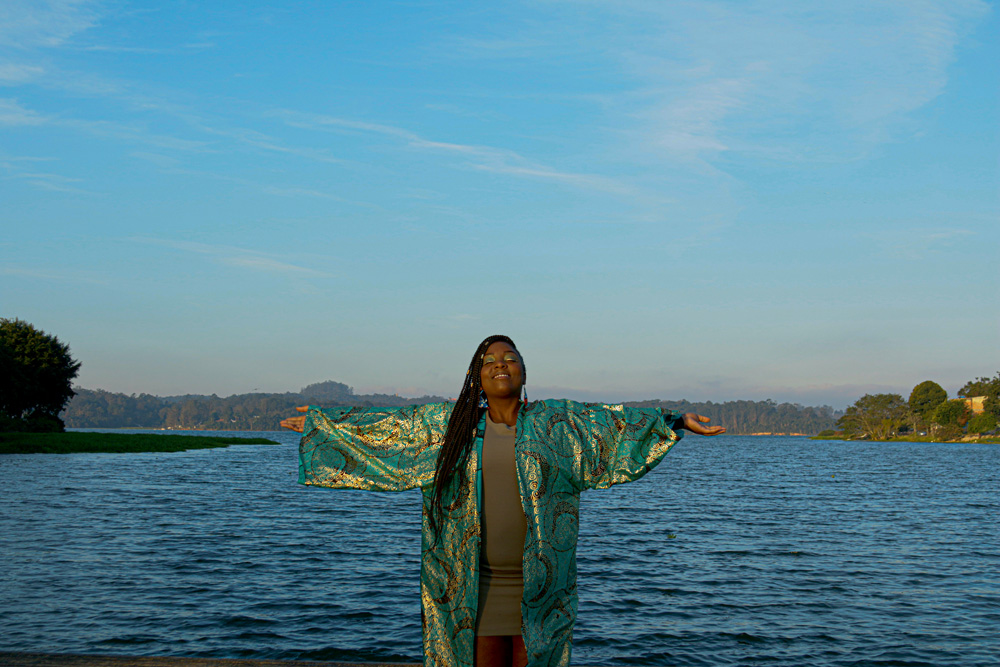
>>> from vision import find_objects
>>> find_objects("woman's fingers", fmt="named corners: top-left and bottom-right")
top-left (682, 413), bottom-right (726, 436)
top-left (280, 407), bottom-right (310, 432)
top-left (280, 415), bottom-right (306, 433)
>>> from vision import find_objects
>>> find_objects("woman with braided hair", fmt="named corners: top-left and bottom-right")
top-left (281, 335), bottom-right (724, 667)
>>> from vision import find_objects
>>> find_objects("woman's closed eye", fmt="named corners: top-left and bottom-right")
top-left (483, 353), bottom-right (520, 365)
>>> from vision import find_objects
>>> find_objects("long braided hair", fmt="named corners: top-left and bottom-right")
top-left (428, 334), bottom-right (520, 541)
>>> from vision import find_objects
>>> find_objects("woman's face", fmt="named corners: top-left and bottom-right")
top-left (479, 341), bottom-right (524, 400)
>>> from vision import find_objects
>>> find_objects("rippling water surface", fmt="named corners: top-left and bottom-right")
top-left (1, 432), bottom-right (998, 666)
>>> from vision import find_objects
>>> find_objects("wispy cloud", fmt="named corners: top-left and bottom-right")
top-left (443, 36), bottom-right (553, 60)
top-left (193, 123), bottom-right (346, 163)
top-left (2, 3), bottom-right (620, 196)
top-left (14, 173), bottom-right (94, 194)
top-left (0, 153), bottom-right (98, 194)
top-left (443, 1), bottom-right (989, 167)
top-left (276, 109), bottom-right (636, 195)
top-left (72, 41), bottom-right (214, 54)
top-left (64, 117), bottom-right (211, 152)
top-left (262, 186), bottom-right (340, 199)
top-left (121, 160), bottom-right (380, 209)
top-left (0, 95), bottom-right (214, 155)
top-left (261, 186), bottom-right (382, 209)
top-left (220, 255), bottom-right (324, 275)
top-left (631, 1), bottom-right (988, 163)
top-left (132, 237), bottom-right (332, 278)
top-left (424, 103), bottom-right (498, 121)
top-left (0, 0), bottom-right (100, 49)
top-left (871, 227), bottom-right (976, 260)
top-left (637, 76), bottom-right (753, 168)
top-left (1, 25), bottom-right (341, 167)
top-left (128, 151), bottom-right (181, 168)
top-left (0, 63), bottom-right (45, 83)
top-left (80, 44), bottom-right (164, 54)
top-left (0, 98), bottom-right (47, 125)
top-left (1, 265), bottom-right (108, 285)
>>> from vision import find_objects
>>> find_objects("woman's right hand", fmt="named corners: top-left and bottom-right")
top-left (280, 406), bottom-right (309, 433)
top-left (680, 413), bottom-right (726, 435)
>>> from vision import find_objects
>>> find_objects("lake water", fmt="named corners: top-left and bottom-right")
top-left (1, 432), bottom-right (998, 666)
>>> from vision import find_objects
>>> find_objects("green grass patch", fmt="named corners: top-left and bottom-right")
top-left (0, 431), bottom-right (279, 454)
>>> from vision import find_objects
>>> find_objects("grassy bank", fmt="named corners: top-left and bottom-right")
top-left (0, 431), bottom-right (279, 454)
top-left (811, 434), bottom-right (1000, 444)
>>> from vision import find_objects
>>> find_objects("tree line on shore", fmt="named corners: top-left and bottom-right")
top-left (625, 399), bottom-right (836, 435)
top-left (63, 381), bottom-right (449, 431)
top-left (62, 382), bottom-right (839, 435)
top-left (832, 374), bottom-right (1000, 441)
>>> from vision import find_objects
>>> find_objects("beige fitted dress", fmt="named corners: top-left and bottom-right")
top-left (475, 413), bottom-right (528, 636)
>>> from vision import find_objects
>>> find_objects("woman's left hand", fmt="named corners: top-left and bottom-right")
top-left (681, 413), bottom-right (726, 436)
top-left (280, 406), bottom-right (309, 433)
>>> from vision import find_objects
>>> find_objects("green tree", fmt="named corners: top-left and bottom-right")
top-left (932, 399), bottom-right (967, 427)
top-left (957, 372), bottom-right (1000, 419)
top-left (908, 380), bottom-right (947, 423)
top-left (967, 413), bottom-right (997, 435)
top-left (957, 372), bottom-right (1000, 398)
top-left (0, 318), bottom-right (81, 432)
top-left (837, 393), bottom-right (908, 440)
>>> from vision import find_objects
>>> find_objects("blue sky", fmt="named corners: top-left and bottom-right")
top-left (2, 1), bottom-right (997, 408)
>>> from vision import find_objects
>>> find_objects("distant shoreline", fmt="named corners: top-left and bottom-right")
top-left (64, 384), bottom-right (839, 434)
top-left (0, 432), bottom-right (280, 455)
top-left (68, 426), bottom-right (284, 433)
top-left (811, 434), bottom-right (1000, 444)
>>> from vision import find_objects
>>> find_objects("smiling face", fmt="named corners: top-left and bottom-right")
top-left (479, 340), bottom-right (525, 401)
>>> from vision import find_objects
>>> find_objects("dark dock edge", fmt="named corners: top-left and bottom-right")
top-left (0, 653), bottom-right (419, 667)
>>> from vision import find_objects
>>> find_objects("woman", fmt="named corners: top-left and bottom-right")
top-left (282, 335), bottom-right (724, 667)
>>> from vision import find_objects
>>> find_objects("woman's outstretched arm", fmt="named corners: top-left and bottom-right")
top-left (527, 401), bottom-right (722, 491)
top-left (291, 402), bottom-right (453, 492)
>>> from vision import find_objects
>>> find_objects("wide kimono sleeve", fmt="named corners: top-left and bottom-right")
top-left (298, 402), bottom-right (453, 492)
top-left (531, 400), bottom-right (684, 491)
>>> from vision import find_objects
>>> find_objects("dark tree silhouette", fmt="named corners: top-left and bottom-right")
top-left (0, 318), bottom-right (81, 432)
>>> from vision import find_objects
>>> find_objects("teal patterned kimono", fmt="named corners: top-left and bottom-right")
top-left (299, 399), bottom-right (684, 667)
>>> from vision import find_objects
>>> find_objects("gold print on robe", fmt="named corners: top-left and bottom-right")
top-left (300, 404), bottom-right (448, 491)
top-left (548, 498), bottom-right (579, 553)
top-left (299, 399), bottom-right (683, 667)
top-left (519, 449), bottom-right (551, 502)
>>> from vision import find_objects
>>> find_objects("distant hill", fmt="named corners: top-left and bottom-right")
top-left (63, 381), bottom-right (448, 431)
top-left (624, 399), bottom-right (837, 435)
top-left (64, 382), bottom-right (837, 434)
